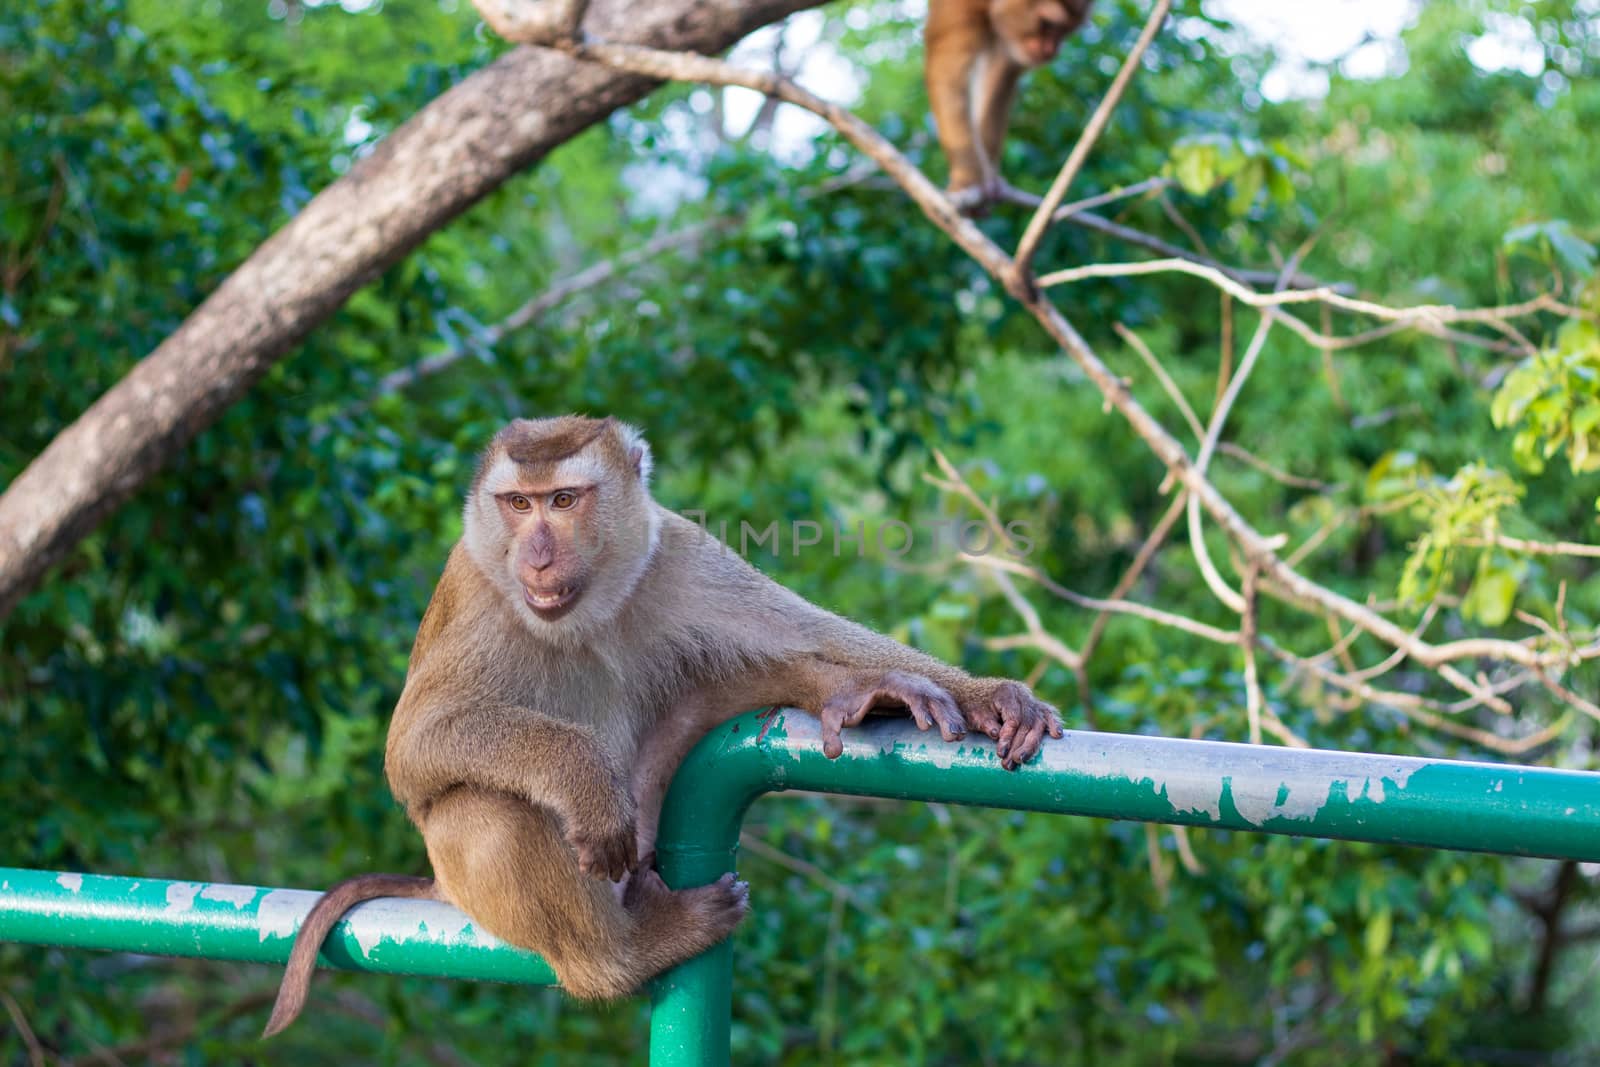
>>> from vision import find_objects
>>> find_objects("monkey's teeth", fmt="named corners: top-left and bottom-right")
top-left (526, 587), bottom-right (572, 609)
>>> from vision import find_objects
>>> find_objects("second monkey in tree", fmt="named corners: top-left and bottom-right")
top-left (926, 0), bottom-right (1095, 211)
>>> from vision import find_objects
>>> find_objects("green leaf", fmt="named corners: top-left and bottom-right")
top-left (1463, 569), bottom-right (1517, 626)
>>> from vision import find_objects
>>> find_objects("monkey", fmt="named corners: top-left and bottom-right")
top-left (925, 0), bottom-right (1094, 212)
top-left (263, 415), bottom-right (1061, 1036)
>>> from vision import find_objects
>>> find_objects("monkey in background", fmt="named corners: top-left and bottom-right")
top-left (926, 0), bottom-right (1095, 212)
top-left (264, 415), bottom-right (1060, 1036)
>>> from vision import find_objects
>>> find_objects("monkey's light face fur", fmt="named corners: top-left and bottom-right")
top-left (462, 416), bottom-right (659, 641)
top-left (992, 0), bottom-right (1086, 66)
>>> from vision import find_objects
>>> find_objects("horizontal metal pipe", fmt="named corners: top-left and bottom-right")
top-left (5, 708), bottom-right (1598, 1066)
top-left (0, 868), bottom-right (556, 986)
top-left (659, 710), bottom-right (1600, 864)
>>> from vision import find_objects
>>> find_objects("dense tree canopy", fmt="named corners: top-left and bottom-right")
top-left (4, 0), bottom-right (1600, 1062)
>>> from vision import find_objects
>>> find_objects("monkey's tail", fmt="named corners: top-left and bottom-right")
top-left (262, 873), bottom-right (436, 1039)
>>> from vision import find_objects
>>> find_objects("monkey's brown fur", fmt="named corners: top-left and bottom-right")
top-left (264, 416), bottom-right (1060, 1036)
top-left (926, 0), bottom-right (1094, 211)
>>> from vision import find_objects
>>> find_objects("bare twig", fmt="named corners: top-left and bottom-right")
top-left (1171, 825), bottom-right (1205, 875)
top-left (1116, 322), bottom-right (1202, 438)
top-left (1053, 175), bottom-right (1172, 221)
top-left (377, 219), bottom-right (729, 398)
top-left (1144, 822), bottom-right (1172, 905)
top-left (1462, 534), bottom-right (1600, 559)
top-left (1079, 489), bottom-right (1190, 670)
top-left (1241, 566), bottom-right (1264, 745)
top-left (1014, 0), bottom-right (1174, 273)
top-left (0, 989), bottom-right (47, 1067)
top-left (1219, 443), bottom-right (1338, 492)
top-left (739, 833), bottom-right (885, 921)
top-left (1039, 257), bottom-right (1555, 355)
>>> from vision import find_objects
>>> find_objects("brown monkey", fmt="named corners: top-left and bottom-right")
top-left (263, 416), bottom-right (1060, 1036)
top-left (926, 0), bottom-right (1094, 211)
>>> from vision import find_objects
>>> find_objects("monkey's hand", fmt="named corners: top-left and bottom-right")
top-left (819, 670), bottom-right (967, 759)
top-left (960, 680), bottom-right (1063, 771)
top-left (564, 788), bottom-right (639, 883)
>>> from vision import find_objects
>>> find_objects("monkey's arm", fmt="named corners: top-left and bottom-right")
top-left (387, 699), bottom-right (637, 880)
top-left (925, 0), bottom-right (992, 199)
top-left (666, 511), bottom-right (1061, 769)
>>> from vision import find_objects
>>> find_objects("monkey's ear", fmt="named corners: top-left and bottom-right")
top-left (617, 422), bottom-right (653, 485)
top-left (628, 442), bottom-right (653, 484)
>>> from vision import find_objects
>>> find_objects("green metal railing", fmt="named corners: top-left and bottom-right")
top-left (5, 708), bottom-right (1600, 1064)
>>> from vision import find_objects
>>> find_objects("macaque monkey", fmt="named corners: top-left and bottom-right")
top-left (926, 0), bottom-right (1094, 211)
top-left (264, 415), bottom-right (1061, 1036)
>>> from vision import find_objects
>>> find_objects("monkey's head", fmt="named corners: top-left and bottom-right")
top-left (993, 0), bottom-right (1091, 67)
top-left (463, 415), bottom-right (660, 639)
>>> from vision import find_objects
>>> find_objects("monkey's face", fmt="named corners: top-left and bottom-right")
top-left (464, 417), bottom-right (660, 638)
top-left (497, 484), bottom-right (597, 622)
top-left (993, 0), bottom-right (1088, 67)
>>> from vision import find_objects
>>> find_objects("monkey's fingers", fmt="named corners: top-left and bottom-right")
top-left (995, 716), bottom-right (1022, 765)
top-left (916, 690), bottom-right (967, 744)
top-left (819, 699), bottom-right (850, 759)
top-left (962, 700), bottom-right (1003, 740)
top-left (1005, 720), bottom-right (1050, 770)
top-left (900, 689), bottom-right (936, 732)
top-left (1046, 705), bottom-right (1065, 739)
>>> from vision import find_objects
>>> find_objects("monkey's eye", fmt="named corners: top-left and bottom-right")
top-left (508, 494), bottom-right (533, 512)
top-left (550, 490), bottom-right (579, 511)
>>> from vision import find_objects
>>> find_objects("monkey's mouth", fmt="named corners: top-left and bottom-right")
top-left (523, 585), bottom-right (580, 618)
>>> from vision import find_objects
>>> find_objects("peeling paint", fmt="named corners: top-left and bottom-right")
top-left (1229, 764), bottom-right (1422, 826)
top-left (1148, 771), bottom-right (1224, 821)
top-left (200, 884), bottom-right (258, 909)
top-left (336, 897), bottom-right (497, 958)
top-left (164, 882), bottom-right (201, 911)
top-left (56, 873), bottom-right (83, 893)
top-left (257, 888), bottom-right (319, 942)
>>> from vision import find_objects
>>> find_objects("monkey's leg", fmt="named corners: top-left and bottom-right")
top-left (425, 789), bottom-right (747, 1000)
top-left (389, 703), bottom-right (637, 879)
top-left (925, 12), bottom-right (990, 205)
top-left (975, 51), bottom-right (1023, 196)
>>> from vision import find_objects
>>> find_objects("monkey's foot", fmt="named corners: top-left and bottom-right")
top-left (678, 873), bottom-right (751, 934)
top-left (947, 183), bottom-right (992, 217)
top-left (819, 670), bottom-right (966, 759)
top-left (628, 869), bottom-right (750, 935)
top-left (961, 680), bottom-right (1063, 770)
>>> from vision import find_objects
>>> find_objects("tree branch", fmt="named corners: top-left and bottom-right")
top-left (0, 0), bottom-right (824, 619)
top-left (1014, 0), bottom-right (1173, 273)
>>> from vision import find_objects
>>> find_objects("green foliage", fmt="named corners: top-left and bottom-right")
top-left (4, 0), bottom-right (1600, 1063)
top-left (1365, 454), bottom-right (1526, 621)
top-left (1494, 317), bottom-right (1600, 478)
top-left (1165, 134), bottom-right (1305, 216)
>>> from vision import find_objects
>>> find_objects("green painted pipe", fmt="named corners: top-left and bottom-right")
top-left (646, 709), bottom-right (1600, 1065)
top-left (0, 868), bottom-right (557, 986)
top-left (4, 710), bottom-right (1600, 1066)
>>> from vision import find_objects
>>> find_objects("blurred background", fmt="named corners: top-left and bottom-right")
top-left (3, 0), bottom-right (1600, 1062)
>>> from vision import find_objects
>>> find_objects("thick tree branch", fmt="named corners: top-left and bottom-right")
top-left (0, 0), bottom-right (822, 620)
